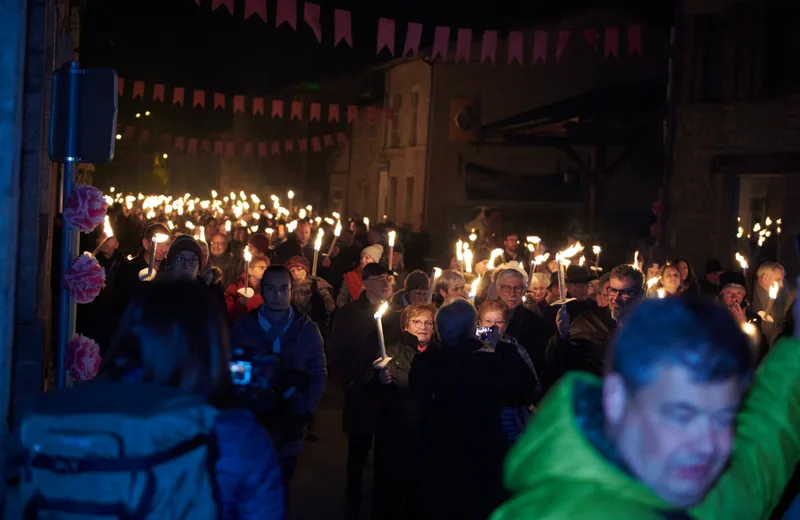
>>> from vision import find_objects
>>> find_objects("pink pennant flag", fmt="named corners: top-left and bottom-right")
top-left (366, 106), bottom-right (378, 122)
top-left (244, 142), bottom-right (254, 156)
top-left (628, 25), bottom-right (642, 57)
top-left (532, 31), bottom-right (547, 64)
top-left (271, 142), bottom-right (280, 156)
top-left (174, 136), bottom-right (185, 150)
top-left (117, 78), bottom-right (125, 96)
top-left (213, 93), bottom-right (225, 110)
top-left (193, 90), bottom-right (206, 108)
top-left (213, 141), bottom-right (224, 156)
top-left (334, 9), bottom-right (352, 47)
top-left (303, 2), bottom-right (322, 42)
top-left (139, 129), bottom-right (150, 142)
top-left (257, 142), bottom-right (267, 158)
top-left (481, 30), bottom-right (498, 65)
top-left (404, 22), bottom-right (423, 56)
top-left (285, 140), bottom-right (294, 152)
top-left (132, 81), bottom-right (145, 99)
top-left (152, 84), bottom-right (165, 102)
top-left (253, 97), bottom-right (265, 115)
top-left (200, 139), bottom-right (211, 153)
top-left (276, 0), bottom-right (296, 29)
top-left (161, 133), bottom-right (172, 144)
top-left (347, 105), bottom-right (359, 123)
top-left (604, 27), bottom-right (619, 59)
top-left (328, 104), bottom-right (340, 122)
top-left (272, 99), bottom-right (284, 118)
top-left (583, 29), bottom-right (599, 50)
top-left (508, 31), bottom-right (523, 65)
top-left (298, 138), bottom-right (307, 152)
top-left (187, 138), bottom-right (198, 155)
top-left (556, 31), bottom-right (571, 62)
top-left (233, 95), bottom-right (245, 113)
top-left (311, 137), bottom-right (321, 152)
top-left (124, 125), bottom-right (135, 138)
top-left (211, 0), bottom-right (233, 13)
top-left (456, 29), bottom-right (472, 63)
top-left (291, 101), bottom-right (303, 120)
top-left (323, 134), bottom-right (334, 147)
top-left (310, 103), bottom-right (321, 121)
top-left (336, 132), bottom-right (347, 144)
top-left (432, 26), bottom-right (450, 62)
top-left (225, 142), bottom-right (235, 157)
top-left (244, 0), bottom-right (267, 21)
top-left (377, 18), bottom-right (395, 55)
top-left (173, 87), bottom-right (185, 106)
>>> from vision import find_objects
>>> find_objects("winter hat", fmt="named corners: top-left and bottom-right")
top-left (705, 259), bottom-right (723, 274)
top-left (719, 272), bottom-right (747, 293)
top-left (404, 270), bottom-right (430, 292)
top-left (249, 233), bottom-right (270, 256)
top-left (286, 255), bottom-right (310, 273)
top-left (565, 265), bottom-right (595, 284)
top-left (362, 244), bottom-right (384, 264)
top-left (166, 235), bottom-right (203, 267)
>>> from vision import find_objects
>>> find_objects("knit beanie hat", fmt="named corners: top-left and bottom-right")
top-left (362, 244), bottom-right (384, 263)
top-left (286, 255), bottom-right (310, 273)
top-left (404, 270), bottom-right (430, 292)
top-left (249, 233), bottom-right (270, 256)
top-left (166, 235), bottom-right (203, 267)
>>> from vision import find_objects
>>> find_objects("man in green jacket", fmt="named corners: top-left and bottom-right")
top-left (493, 296), bottom-right (800, 520)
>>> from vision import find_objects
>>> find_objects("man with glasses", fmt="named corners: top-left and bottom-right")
top-left (208, 232), bottom-right (240, 286)
top-left (160, 235), bottom-right (203, 282)
top-left (546, 264), bottom-right (644, 384)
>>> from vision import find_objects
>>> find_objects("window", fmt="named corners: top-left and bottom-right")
top-left (390, 94), bottom-right (402, 148)
top-left (409, 92), bottom-right (420, 146)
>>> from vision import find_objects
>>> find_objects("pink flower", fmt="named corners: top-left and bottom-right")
top-left (63, 185), bottom-right (108, 233)
top-left (66, 334), bottom-right (101, 382)
top-left (63, 254), bottom-right (106, 304)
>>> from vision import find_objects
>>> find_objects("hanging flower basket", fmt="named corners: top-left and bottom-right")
top-left (63, 253), bottom-right (106, 304)
top-left (63, 185), bottom-right (108, 233)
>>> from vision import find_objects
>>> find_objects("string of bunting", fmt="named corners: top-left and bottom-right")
top-left (195, 0), bottom-right (643, 64)
top-left (118, 125), bottom-right (348, 156)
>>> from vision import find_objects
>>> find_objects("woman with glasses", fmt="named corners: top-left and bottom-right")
top-left (372, 303), bottom-right (438, 520)
top-left (159, 235), bottom-right (228, 313)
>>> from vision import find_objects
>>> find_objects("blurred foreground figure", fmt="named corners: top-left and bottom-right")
top-left (493, 296), bottom-right (800, 520)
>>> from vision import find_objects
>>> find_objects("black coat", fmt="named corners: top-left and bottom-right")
top-left (270, 235), bottom-right (315, 266)
top-left (546, 305), bottom-right (618, 383)
top-left (505, 306), bottom-right (552, 388)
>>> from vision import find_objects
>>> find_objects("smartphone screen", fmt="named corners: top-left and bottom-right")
top-left (475, 326), bottom-right (493, 341)
top-left (230, 361), bottom-right (252, 386)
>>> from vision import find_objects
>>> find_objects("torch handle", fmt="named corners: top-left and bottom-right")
top-left (312, 250), bottom-right (319, 276)
top-left (388, 246), bottom-right (394, 272)
top-left (327, 237), bottom-right (338, 256)
top-left (148, 244), bottom-right (156, 276)
top-left (376, 317), bottom-right (388, 360)
top-left (90, 237), bottom-right (109, 258)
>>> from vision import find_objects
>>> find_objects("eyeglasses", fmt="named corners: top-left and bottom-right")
top-left (365, 275), bottom-right (391, 284)
top-left (174, 256), bottom-right (199, 267)
top-left (410, 319), bottom-right (434, 329)
top-left (499, 284), bottom-right (526, 295)
top-left (607, 287), bottom-right (640, 300)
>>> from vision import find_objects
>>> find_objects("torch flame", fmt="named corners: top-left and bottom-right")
top-left (753, 223), bottom-right (761, 232)
top-left (742, 321), bottom-right (758, 340)
top-left (389, 230), bottom-right (396, 247)
top-left (657, 288), bottom-right (666, 299)
top-left (769, 281), bottom-right (779, 300)
top-left (469, 276), bottom-right (480, 297)
top-left (488, 249), bottom-right (504, 270)
top-left (469, 233), bottom-right (477, 242)
top-left (153, 233), bottom-right (169, 244)
top-left (363, 217), bottom-right (370, 230)
top-left (225, 221), bottom-right (232, 232)
top-left (527, 236), bottom-right (541, 244)
top-left (593, 245), bottom-right (601, 255)
top-left (647, 277), bottom-right (660, 289)
top-left (103, 215), bottom-right (114, 238)
top-left (199, 226), bottom-right (205, 243)
top-left (561, 242), bottom-right (584, 260)
top-left (456, 239), bottom-right (464, 261)
top-left (244, 248), bottom-right (252, 262)
top-left (186, 221), bottom-right (196, 230)
top-left (765, 216), bottom-right (773, 227)
top-left (533, 253), bottom-right (550, 265)
top-left (334, 220), bottom-right (342, 237)
top-left (735, 252), bottom-right (748, 270)
top-left (374, 301), bottom-right (389, 320)
top-left (314, 229), bottom-right (324, 251)
top-left (464, 249), bottom-right (473, 273)
top-left (579, 256), bottom-right (586, 267)
top-left (632, 250), bottom-right (640, 271)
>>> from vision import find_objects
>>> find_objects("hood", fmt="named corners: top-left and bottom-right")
top-left (497, 372), bottom-right (669, 518)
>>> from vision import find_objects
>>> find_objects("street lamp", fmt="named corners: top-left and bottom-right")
top-left (115, 134), bottom-right (122, 140)
top-left (162, 153), bottom-right (168, 159)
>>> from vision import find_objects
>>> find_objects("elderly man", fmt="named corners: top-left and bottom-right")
top-left (493, 296), bottom-right (800, 520)
top-left (718, 271), bottom-right (767, 361)
top-left (208, 232), bottom-right (240, 286)
top-left (272, 218), bottom-right (314, 265)
top-left (751, 261), bottom-right (788, 345)
top-left (433, 269), bottom-right (466, 307)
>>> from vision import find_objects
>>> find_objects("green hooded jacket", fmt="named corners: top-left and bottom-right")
top-left (492, 337), bottom-right (800, 520)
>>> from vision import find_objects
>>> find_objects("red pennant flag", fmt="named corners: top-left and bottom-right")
top-left (533, 31), bottom-right (547, 64)
top-left (303, 2), bottom-right (322, 42)
top-left (298, 139), bottom-right (308, 152)
top-left (139, 129), bottom-right (150, 142)
top-left (285, 140), bottom-right (294, 152)
top-left (187, 138), bottom-right (198, 155)
top-left (173, 87), bottom-right (185, 106)
top-left (336, 132), bottom-right (347, 144)
top-left (366, 106), bottom-right (378, 122)
top-left (153, 84), bottom-right (165, 101)
top-left (604, 27), bottom-right (619, 59)
top-left (291, 101), bottom-right (303, 120)
top-left (328, 104), bottom-right (340, 122)
top-left (161, 133), bottom-right (172, 144)
top-left (432, 26), bottom-right (450, 62)
top-left (508, 31), bottom-right (523, 65)
top-left (174, 136), bottom-right (185, 150)
top-left (211, 0), bottom-right (233, 13)
top-left (456, 29), bottom-right (472, 63)
top-left (323, 134), bottom-right (334, 147)
top-left (253, 97), bottom-right (265, 115)
top-left (276, 0), bottom-right (296, 29)
top-left (404, 22), bottom-right (422, 56)
top-left (233, 95), bottom-right (245, 114)
top-left (311, 137), bottom-right (321, 152)
top-left (556, 31), bottom-right (571, 62)
top-left (244, 0), bottom-right (267, 21)
top-left (244, 142), bottom-right (254, 156)
top-left (271, 142), bottom-right (280, 156)
top-left (214, 93), bottom-right (225, 110)
top-left (583, 29), bottom-right (599, 50)
top-left (257, 142), bottom-right (267, 158)
top-left (628, 25), bottom-right (642, 57)
top-left (481, 30), bottom-right (498, 65)
top-left (124, 125), bottom-right (135, 138)
top-left (132, 81), bottom-right (145, 99)
top-left (213, 141), bottom-right (224, 156)
top-left (117, 78), bottom-right (125, 96)
top-left (377, 18), bottom-right (395, 55)
top-left (347, 105), bottom-right (359, 122)
top-left (225, 141), bottom-right (235, 157)
top-left (272, 99), bottom-right (284, 118)
top-left (193, 90), bottom-right (205, 108)
top-left (310, 103), bottom-right (321, 121)
top-left (334, 9), bottom-right (352, 47)
top-left (200, 139), bottom-right (211, 153)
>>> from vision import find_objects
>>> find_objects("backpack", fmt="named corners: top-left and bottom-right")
top-left (16, 380), bottom-right (220, 520)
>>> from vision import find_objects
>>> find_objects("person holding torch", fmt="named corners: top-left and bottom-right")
top-left (752, 261), bottom-right (787, 345)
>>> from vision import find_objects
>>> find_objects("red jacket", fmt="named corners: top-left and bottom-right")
top-left (343, 270), bottom-right (364, 301)
top-left (225, 276), bottom-right (264, 322)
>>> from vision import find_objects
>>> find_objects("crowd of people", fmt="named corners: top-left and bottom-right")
top-left (8, 191), bottom-right (800, 520)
